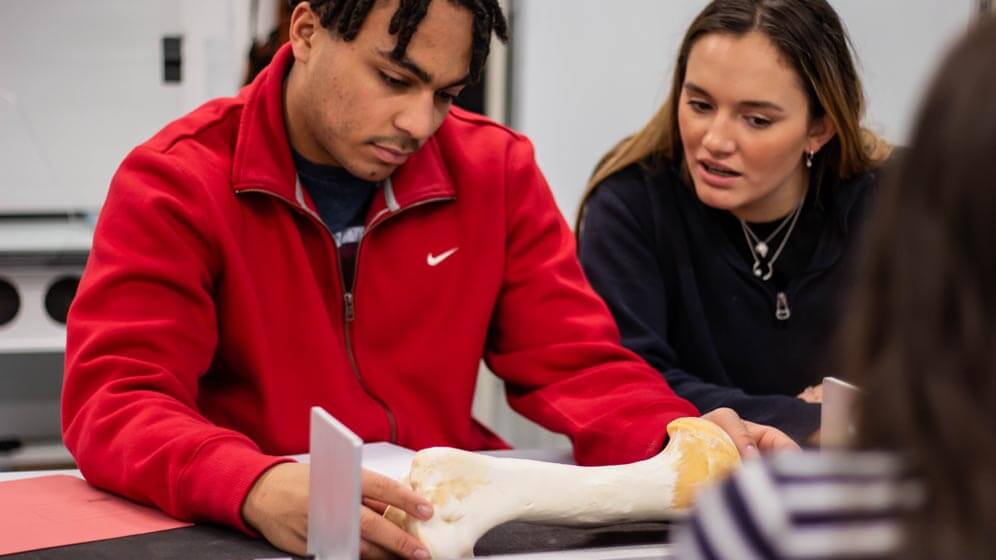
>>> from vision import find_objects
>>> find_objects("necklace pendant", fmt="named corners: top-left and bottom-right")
top-left (755, 242), bottom-right (769, 258)
top-left (753, 263), bottom-right (763, 277)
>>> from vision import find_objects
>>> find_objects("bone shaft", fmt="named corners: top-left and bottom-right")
top-left (486, 454), bottom-right (678, 524)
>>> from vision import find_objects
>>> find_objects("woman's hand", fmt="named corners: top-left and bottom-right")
top-left (797, 385), bottom-right (823, 404)
top-left (701, 407), bottom-right (800, 458)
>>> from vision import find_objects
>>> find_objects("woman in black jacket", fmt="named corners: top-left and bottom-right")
top-left (577, 0), bottom-right (891, 443)
top-left (680, 17), bottom-right (996, 559)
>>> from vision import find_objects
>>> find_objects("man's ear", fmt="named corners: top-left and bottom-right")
top-left (807, 114), bottom-right (837, 154)
top-left (288, 2), bottom-right (320, 62)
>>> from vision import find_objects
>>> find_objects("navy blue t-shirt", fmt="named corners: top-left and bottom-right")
top-left (291, 150), bottom-right (378, 290)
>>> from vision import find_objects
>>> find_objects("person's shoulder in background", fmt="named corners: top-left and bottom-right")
top-left (676, 450), bottom-right (923, 560)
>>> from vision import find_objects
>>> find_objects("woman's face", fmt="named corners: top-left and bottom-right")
top-left (678, 31), bottom-right (833, 222)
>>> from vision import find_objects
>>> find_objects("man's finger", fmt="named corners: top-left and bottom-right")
top-left (362, 470), bottom-right (433, 520)
top-left (360, 538), bottom-right (397, 560)
top-left (360, 506), bottom-right (430, 559)
top-left (363, 497), bottom-right (391, 515)
top-left (700, 408), bottom-right (760, 459)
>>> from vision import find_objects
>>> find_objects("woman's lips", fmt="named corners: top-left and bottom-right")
top-left (697, 160), bottom-right (742, 188)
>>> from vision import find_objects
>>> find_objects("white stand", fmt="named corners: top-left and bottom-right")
top-left (821, 376), bottom-right (861, 448)
top-left (307, 406), bottom-right (363, 560)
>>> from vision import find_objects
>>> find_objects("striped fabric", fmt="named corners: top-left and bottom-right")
top-left (676, 451), bottom-right (923, 559)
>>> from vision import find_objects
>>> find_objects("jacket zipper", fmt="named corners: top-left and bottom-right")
top-left (341, 195), bottom-right (453, 442)
top-left (733, 268), bottom-right (793, 323)
top-left (773, 268), bottom-right (827, 323)
top-left (237, 188), bottom-right (451, 443)
top-left (733, 267), bottom-right (793, 324)
top-left (775, 291), bottom-right (791, 321)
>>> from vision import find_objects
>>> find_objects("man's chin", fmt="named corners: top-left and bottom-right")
top-left (346, 161), bottom-right (396, 182)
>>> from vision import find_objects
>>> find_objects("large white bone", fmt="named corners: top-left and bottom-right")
top-left (385, 417), bottom-right (739, 559)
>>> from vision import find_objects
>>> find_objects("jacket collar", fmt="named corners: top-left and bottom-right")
top-left (231, 44), bottom-right (456, 214)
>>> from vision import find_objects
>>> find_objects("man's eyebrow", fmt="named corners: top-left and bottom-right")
top-left (684, 81), bottom-right (785, 113)
top-left (376, 49), bottom-right (470, 89)
top-left (378, 49), bottom-right (432, 83)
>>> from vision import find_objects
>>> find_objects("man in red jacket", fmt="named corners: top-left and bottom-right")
top-left (63, 0), bottom-right (795, 558)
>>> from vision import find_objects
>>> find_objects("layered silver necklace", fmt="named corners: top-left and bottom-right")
top-left (739, 190), bottom-right (806, 281)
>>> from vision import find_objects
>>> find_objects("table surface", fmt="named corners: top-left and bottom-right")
top-left (0, 449), bottom-right (677, 559)
top-left (1, 521), bottom-right (675, 559)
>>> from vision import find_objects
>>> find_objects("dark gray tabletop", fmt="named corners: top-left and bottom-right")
top-left (2, 521), bottom-right (674, 559)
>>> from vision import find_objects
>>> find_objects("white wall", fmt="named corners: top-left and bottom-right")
top-left (832, 0), bottom-right (976, 143)
top-left (511, 1), bottom-right (703, 223)
top-left (511, 0), bottom-right (977, 223)
top-left (0, 0), bottom-right (255, 214)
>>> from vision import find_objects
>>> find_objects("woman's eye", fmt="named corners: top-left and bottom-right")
top-left (745, 115), bottom-right (773, 129)
top-left (688, 100), bottom-right (712, 113)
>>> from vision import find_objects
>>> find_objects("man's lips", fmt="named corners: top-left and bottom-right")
top-left (371, 143), bottom-right (414, 165)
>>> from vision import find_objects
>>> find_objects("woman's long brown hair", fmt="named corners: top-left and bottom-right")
top-left (576, 0), bottom-right (890, 233)
top-left (842, 17), bottom-right (996, 559)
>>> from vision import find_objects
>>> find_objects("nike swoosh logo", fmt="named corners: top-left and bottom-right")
top-left (427, 248), bottom-right (458, 267)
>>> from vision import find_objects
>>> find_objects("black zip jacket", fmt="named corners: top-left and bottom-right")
top-left (578, 159), bottom-right (878, 442)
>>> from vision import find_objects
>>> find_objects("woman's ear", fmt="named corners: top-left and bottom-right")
top-left (807, 114), bottom-right (837, 153)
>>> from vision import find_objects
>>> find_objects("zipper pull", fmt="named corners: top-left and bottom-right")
top-left (775, 291), bottom-right (791, 321)
top-left (344, 292), bottom-right (355, 322)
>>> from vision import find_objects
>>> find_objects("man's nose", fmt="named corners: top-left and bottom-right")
top-left (394, 93), bottom-right (439, 142)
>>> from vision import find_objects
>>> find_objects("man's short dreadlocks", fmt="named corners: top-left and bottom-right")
top-left (288, 0), bottom-right (508, 83)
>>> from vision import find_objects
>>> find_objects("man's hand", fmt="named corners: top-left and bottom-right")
top-left (701, 407), bottom-right (799, 458)
top-left (242, 462), bottom-right (309, 555)
top-left (241, 463), bottom-right (435, 559)
top-left (357, 470), bottom-right (434, 559)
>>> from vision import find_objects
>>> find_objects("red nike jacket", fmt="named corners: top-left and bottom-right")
top-left (62, 44), bottom-right (698, 533)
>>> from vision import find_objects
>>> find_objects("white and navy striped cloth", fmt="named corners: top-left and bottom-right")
top-left (676, 450), bottom-right (924, 559)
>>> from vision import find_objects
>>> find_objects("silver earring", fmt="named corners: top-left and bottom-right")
top-left (805, 151), bottom-right (814, 169)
